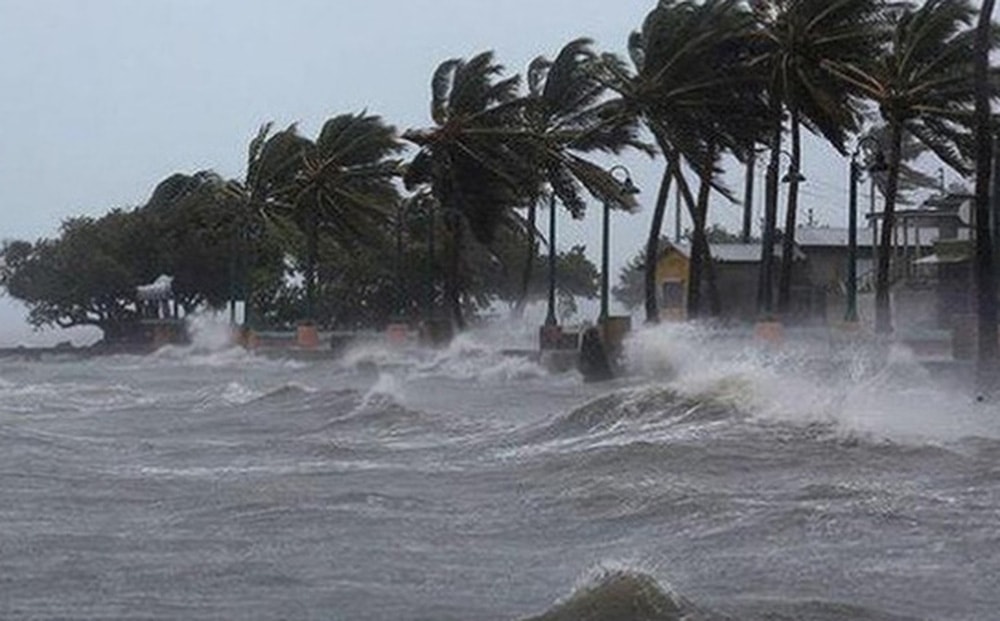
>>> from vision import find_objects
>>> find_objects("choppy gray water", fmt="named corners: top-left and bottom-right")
top-left (2, 320), bottom-right (1000, 620)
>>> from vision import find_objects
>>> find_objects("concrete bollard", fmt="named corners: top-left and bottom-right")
top-left (578, 326), bottom-right (613, 382)
top-left (754, 320), bottom-right (784, 344)
top-left (386, 323), bottom-right (409, 345)
top-left (296, 324), bottom-right (320, 349)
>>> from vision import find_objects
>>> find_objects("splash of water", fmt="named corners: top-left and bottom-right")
top-left (184, 312), bottom-right (240, 352)
top-left (621, 322), bottom-right (1000, 446)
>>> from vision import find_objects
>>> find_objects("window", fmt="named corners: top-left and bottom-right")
top-left (661, 280), bottom-right (684, 308)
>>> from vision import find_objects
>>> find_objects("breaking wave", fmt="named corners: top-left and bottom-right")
top-left (621, 322), bottom-right (1000, 447)
top-left (523, 568), bottom-right (714, 621)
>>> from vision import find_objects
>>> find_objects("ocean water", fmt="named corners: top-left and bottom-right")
top-left (1, 318), bottom-right (999, 620)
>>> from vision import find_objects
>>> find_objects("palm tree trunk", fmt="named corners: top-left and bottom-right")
top-left (974, 0), bottom-right (998, 388)
top-left (875, 119), bottom-right (904, 334)
top-left (445, 212), bottom-right (466, 331)
top-left (687, 157), bottom-right (714, 319)
top-left (643, 161), bottom-right (676, 324)
top-left (777, 109), bottom-right (802, 316)
top-left (305, 201), bottom-right (319, 321)
top-left (757, 113), bottom-right (782, 317)
top-left (513, 201), bottom-right (537, 319)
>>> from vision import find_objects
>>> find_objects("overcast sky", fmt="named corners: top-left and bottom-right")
top-left (0, 0), bottom-right (948, 345)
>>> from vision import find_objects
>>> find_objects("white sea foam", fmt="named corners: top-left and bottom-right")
top-left (361, 372), bottom-right (405, 409)
top-left (622, 321), bottom-right (1000, 445)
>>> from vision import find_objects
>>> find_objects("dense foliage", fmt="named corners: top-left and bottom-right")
top-left (2, 0), bottom-right (998, 342)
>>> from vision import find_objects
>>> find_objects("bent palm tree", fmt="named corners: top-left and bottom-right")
top-left (517, 38), bottom-right (647, 320)
top-left (834, 0), bottom-right (986, 333)
top-left (224, 122), bottom-right (312, 323)
top-left (597, 0), bottom-right (766, 322)
top-left (231, 115), bottom-right (403, 323)
top-left (404, 51), bottom-right (539, 330)
top-left (291, 113), bottom-right (404, 321)
top-left (974, 0), bottom-right (998, 378)
top-left (748, 0), bottom-right (886, 316)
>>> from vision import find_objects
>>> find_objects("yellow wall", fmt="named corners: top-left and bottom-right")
top-left (655, 250), bottom-right (689, 321)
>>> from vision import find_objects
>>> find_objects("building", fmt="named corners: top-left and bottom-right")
top-left (654, 242), bottom-right (810, 322)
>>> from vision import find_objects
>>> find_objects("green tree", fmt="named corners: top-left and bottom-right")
top-left (223, 122), bottom-right (312, 325)
top-left (286, 113), bottom-right (403, 322)
top-left (747, 0), bottom-right (886, 316)
top-left (973, 0), bottom-right (998, 383)
top-left (515, 38), bottom-right (647, 318)
top-left (834, 0), bottom-right (986, 333)
top-left (404, 51), bottom-right (540, 330)
top-left (1, 212), bottom-right (148, 341)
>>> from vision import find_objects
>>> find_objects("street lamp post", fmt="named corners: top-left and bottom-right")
top-left (600, 194), bottom-right (612, 323)
top-left (846, 136), bottom-right (886, 324)
top-left (601, 165), bottom-right (639, 324)
top-left (846, 156), bottom-right (861, 323)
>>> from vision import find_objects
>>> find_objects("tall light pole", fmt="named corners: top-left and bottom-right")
top-left (601, 165), bottom-right (640, 323)
top-left (847, 136), bottom-right (886, 324)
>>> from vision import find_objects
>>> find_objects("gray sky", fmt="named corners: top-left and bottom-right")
top-left (0, 0), bottom-right (936, 345)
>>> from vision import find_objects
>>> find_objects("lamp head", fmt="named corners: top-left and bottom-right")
top-left (781, 167), bottom-right (806, 184)
top-left (609, 164), bottom-right (640, 195)
top-left (622, 176), bottom-right (641, 195)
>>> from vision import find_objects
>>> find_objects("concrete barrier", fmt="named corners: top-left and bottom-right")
top-left (296, 324), bottom-right (320, 349)
top-left (753, 320), bottom-right (784, 344)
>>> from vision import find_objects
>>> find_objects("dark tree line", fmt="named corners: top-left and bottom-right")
top-left (3, 0), bottom-right (998, 342)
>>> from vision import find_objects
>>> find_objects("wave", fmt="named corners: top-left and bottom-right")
top-left (523, 569), bottom-right (714, 621)
top-left (728, 597), bottom-right (926, 620)
top-left (0, 380), bottom-right (153, 414)
top-left (541, 385), bottom-right (739, 442)
top-left (523, 567), bottom-right (926, 621)
top-left (620, 322), bottom-right (1000, 448)
top-left (337, 331), bottom-right (551, 385)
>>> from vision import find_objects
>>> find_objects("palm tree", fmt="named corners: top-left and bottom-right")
top-left (974, 0), bottom-right (998, 383)
top-left (516, 38), bottom-right (648, 321)
top-left (596, 0), bottom-right (766, 322)
top-left (223, 122), bottom-right (312, 325)
top-left (290, 113), bottom-right (403, 322)
top-left (404, 51), bottom-right (540, 330)
top-left (230, 115), bottom-right (403, 324)
top-left (747, 0), bottom-right (887, 317)
top-left (834, 0), bottom-right (982, 333)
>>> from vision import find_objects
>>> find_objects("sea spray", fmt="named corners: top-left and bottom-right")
top-left (620, 321), bottom-right (1000, 446)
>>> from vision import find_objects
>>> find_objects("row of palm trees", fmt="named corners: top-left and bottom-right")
top-left (225, 43), bottom-right (641, 329)
top-left (598, 0), bottom-right (995, 334)
top-left (224, 0), bottom-right (996, 335)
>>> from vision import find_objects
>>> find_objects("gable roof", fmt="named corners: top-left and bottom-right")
top-left (665, 242), bottom-right (805, 263)
top-left (796, 226), bottom-right (938, 248)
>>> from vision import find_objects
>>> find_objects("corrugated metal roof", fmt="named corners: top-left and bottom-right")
top-left (795, 226), bottom-right (938, 248)
top-left (669, 242), bottom-right (804, 263)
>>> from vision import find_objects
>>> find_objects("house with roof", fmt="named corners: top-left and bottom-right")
top-left (654, 241), bottom-right (812, 322)
top-left (650, 193), bottom-right (977, 328)
top-left (868, 192), bottom-right (973, 331)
